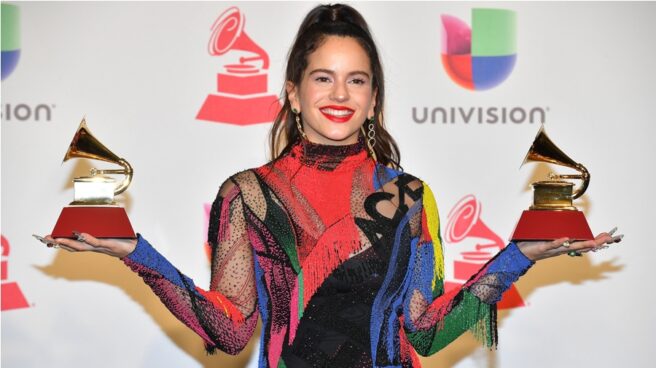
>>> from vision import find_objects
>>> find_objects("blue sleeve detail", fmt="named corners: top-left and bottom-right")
top-left (373, 164), bottom-right (402, 190)
top-left (124, 234), bottom-right (154, 264)
top-left (403, 238), bottom-right (436, 332)
top-left (485, 242), bottom-right (534, 290)
top-left (124, 234), bottom-right (202, 297)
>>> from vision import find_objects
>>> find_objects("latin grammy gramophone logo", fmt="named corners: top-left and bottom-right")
top-left (197, 7), bottom-right (281, 125)
top-left (444, 195), bottom-right (525, 309)
top-left (1, 235), bottom-right (31, 311)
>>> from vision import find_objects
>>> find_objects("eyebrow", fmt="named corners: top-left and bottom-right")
top-left (308, 68), bottom-right (371, 79)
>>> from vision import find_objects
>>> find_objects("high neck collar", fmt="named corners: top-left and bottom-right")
top-left (291, 137), bottom-right (369, 171)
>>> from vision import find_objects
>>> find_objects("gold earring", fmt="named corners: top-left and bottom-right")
top-left (292, 108), bottom-right (307, 141)
top-left (361, 117), bottom-right (377, 161)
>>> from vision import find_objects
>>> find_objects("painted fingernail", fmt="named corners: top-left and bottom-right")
top-left (608, 227), bottom-right (618, 236)
top-left (32, 234), bottom-right (57, 247)
top-left (72, 231), bottom-right (86, 241)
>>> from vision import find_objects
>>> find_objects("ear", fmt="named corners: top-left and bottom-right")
top-left (368, 88), bottom-right (378, 119)
top-left (286, 81), bottom-right (300, 112)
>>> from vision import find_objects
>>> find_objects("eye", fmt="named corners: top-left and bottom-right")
top-left (314, 76), bottom-right (331, 83)
top-left (350, 78), bottom-right (366, 85)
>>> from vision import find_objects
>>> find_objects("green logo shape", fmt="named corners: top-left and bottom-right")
top-left (471, 8), bottom-right (516, 56)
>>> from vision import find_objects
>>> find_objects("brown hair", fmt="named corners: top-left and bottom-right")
top-left (269, 3), bottom-right (400, 168)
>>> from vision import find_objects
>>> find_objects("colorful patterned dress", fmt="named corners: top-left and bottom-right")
top-left (123, 138), bottom-right (533, 368)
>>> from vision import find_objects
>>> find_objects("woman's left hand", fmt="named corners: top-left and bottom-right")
top-left (516, 227), bottom-right (624, 262)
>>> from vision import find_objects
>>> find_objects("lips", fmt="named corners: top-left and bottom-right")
top-left (320, 105), bottom-right (354, 123)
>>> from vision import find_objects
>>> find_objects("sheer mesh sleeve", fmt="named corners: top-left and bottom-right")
top-left (122, 177), bottom-right (258, 354)
top-left (402, 182), bottom-right (534, 357)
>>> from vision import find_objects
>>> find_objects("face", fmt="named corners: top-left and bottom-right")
top-left (287, 36), bottom-right (376, 146)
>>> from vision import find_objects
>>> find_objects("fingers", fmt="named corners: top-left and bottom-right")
top-left (591, 227), bottom-right (624, 247)
top-left (34, 232), bottom-right (103, 253)
top-left (35, 231), bottom-right (136, 258)
top-left (605, 226), bottom-right (623, 244)
top-left (519, 227), bottom-right (625, 261)
top-left (552, 238), bottom-right (584, 257)
top-left (609, 234), bottom-right (624, 244)
top-left (550, 237), bottom-right (571, 250)
top-left (33, 234), bottom-right (80, 252)
top-left (33, 234), bottom-right (57, 247)
top-left (55, 242), bottom-right (78, 252)
top-left (73, 231), bottom-right (103, 248)
top-left (565, 227), bottom-right (624, 257)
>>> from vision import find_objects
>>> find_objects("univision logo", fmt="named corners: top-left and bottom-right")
top-left (1, 3), bottom-right (21, 81)
top-left (1, 4), bottom-right (56, 122)
top-left (441, 8), bottom-right (516, 90)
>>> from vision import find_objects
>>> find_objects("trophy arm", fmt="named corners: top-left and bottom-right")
top-left (88, 158), bottom-right (133, 196)
top-left (113, 158), bottom-right (133, 196)
top-left (560, 163), bottom-right (590, 200)
top-left (571, 163), bottom-right (590, 200)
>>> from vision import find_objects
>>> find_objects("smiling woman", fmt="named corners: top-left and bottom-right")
top-left (287, 36), bottom-right (376, 146)
top-left (40, 3), bottom-right (621, 368)
top-left (269, 4), bottom-right (400, 168)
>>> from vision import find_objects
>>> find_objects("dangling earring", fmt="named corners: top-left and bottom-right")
top-left (292, 108), bottom-right (307, 141)
top-left (362, 116), bottom-right (377, 161)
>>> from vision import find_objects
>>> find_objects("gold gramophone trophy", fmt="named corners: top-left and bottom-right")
top-left (51, 119), bottom-right (135, 238)
top-left (510, 125), bottom-right (594, 241)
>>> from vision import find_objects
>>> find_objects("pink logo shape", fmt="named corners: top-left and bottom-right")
top-left (197, 7), bottom-right (281, 125)
top-left (203, 203), bottom-right (212, 262)
top-left (444, 195), bottom-right (525, 309)
top-left (1, 235), bottom-right (31, 311)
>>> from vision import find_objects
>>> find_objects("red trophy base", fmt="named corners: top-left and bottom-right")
top-left (196, 94), bottom-right (280, 125)
top-left (51, 206), bottom-right (135, 239)
top-left (511, 210), bottom-right (593, 241)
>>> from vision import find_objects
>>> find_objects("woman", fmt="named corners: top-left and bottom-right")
top-left (40, 4), bottom-right (621, 367)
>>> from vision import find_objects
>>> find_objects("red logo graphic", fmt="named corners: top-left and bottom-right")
top-left (1, 235), bottom-right (31, 311)
top-left (197, 7), bottom-right (281, 125)
top-left (444, 195), bottom-right (525, 309)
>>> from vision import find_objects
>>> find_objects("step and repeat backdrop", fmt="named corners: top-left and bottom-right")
top-left (2, 2), bottom-right (655, 367)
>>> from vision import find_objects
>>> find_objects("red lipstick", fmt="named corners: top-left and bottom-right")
top-left (320, 105), bottom-right (354, 123)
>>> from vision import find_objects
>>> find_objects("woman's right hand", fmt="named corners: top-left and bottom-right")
top-left (35, 232), bottom-right (137, 259)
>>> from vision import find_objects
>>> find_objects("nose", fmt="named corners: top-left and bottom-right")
top-left (330, 79), bottom-right (349, 102)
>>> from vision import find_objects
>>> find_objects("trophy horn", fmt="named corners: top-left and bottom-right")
top-left (63, 119), bottom-right (133, 196)
top-left (521, 125), bottom-right (590, 199)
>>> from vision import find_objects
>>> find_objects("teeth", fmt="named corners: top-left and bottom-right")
top-left (321, 108), bottom-right (353, 117)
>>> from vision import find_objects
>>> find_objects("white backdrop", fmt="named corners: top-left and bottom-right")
top-left (2, 2), bottom-right (655, 367)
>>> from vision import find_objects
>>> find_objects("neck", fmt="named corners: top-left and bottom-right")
top-left (291, 136), bottom-right (368, 171)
